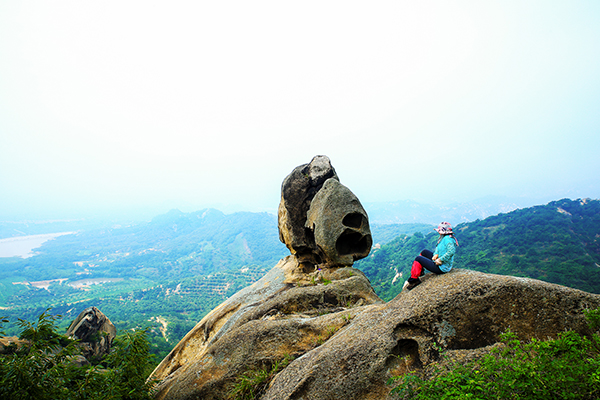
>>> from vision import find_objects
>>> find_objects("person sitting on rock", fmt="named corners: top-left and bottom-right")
top-left (403, 221), bottom-right (459, 290)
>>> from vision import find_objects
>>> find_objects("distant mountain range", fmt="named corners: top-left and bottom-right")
top-left (0, 208), bottom-right (288, 284)
top-left (363, 196), bottom-right (551, 225)
top-left (356, 198), bottom-right (600, 300)
top-left (0, 196), bottom-right (563, 239)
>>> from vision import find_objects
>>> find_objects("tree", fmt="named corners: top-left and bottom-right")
top-left (0, 309), bottom-right (155, 400)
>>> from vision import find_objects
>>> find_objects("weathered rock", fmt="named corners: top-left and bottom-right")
top-left (262, 269), bottom-right (600, 400)
top-left (306, 178), bottom-right (372, 267)
top-left (0, 336), bottom-right (28, 354)
top-left (278, 155), bottom-right (339, 267)
top-left (151, 268), bottom-right (600, 400)
top-left (66, 306), bottom-right (116, 360)
top-left (277, 155), bottom-right (372, 270)
top-left (68, 354), bottom-right (91, 368)
top-left (149, 255), bottom-right (382, 400)
top-left (151, 157), bottom-right (599, 399)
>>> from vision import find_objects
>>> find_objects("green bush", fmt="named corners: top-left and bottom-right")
top-left (0, 309), bottom-right (155, 400)
top-left (389, 308), bottom-right (600, 399)
top-left (228, 355), bottom-right (292, 400)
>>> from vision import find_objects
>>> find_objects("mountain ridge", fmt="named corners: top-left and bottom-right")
top-left (356, 198), bottom-right (600, 299)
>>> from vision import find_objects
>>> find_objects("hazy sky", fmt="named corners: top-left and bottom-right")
top-left (1, 1), bottom-right (599, 220)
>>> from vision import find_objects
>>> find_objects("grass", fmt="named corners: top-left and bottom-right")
top-left (228, 355), bottom-right (292, 400)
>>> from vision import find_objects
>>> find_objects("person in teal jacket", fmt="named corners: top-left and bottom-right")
top-left (403, 221), bottom-right (459, 291)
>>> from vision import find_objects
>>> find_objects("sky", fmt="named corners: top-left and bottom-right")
top-left (1, 1), bottom-right (599, 221)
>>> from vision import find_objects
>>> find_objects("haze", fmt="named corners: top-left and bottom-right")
top-left (1, 1), bottom-right (599, 221)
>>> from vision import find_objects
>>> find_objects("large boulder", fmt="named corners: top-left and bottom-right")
top-left (278, 155), bottom-right (339, 268)
top-left (151, 268), bottom-right (600, 400)
top-left (262, 269), bottom-right (600, 399)
top-left (66, 306), bottom-right (117, 361)
top-left (278, 155), bottom-right (372, 270)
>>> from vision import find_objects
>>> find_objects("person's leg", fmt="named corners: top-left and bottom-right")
top-left (414, 255), bottom-right (440, 275)
top-left (421, 259), bottom-right (444, 275)
top-left (420, 249), bottom-right (434, 260)
top-left (409, 254), bottom-right (444, 280)
top-left (405, 250), bottom-right (445, 290)
top-left (405, 260), bottom-right (425, 290)
top-left (409, 260), bottom-right (423, 280)
top-left (409, 249), bottom-right (434, 280)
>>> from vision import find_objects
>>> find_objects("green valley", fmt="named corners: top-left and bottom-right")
top-left (1, 198), bottom-right (599, 361)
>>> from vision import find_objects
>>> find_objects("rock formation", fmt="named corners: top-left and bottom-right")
top-left (278, 155), bottom-right (372, 270)
top-left (260, 270), bottom-right (600, 400)
top-left (66, 306), bottom-right (117, 361)
top-left (150, 255), bottom-right (382, 400)
top-left (278, 155), bottom-right (337, 265)
top-left (151, 268), bottom-right (600, 400)
top-left (0, 336), bottom-right (27, 354)
top-left (149, 156), bottom-right (600, 400)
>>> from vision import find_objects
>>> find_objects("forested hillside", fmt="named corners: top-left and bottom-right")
top-left (0, 208), bottom-right (428, 358)
top-left (0, 208), bottom-right (287, 284)
top-left (2, 199), bottom-right (599, 360)
top-left (356, 198), bottom-right (600, 300)
top-left (0, 209), bottom-right (287, 357)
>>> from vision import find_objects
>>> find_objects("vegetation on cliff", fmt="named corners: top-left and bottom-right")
top-left (0, 309), bottom-right (155, 400)
top-left (389, 308), bottom-right (600, 399)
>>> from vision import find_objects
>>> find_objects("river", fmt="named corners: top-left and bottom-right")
top-left (0, 232), bottom-right (75, 258)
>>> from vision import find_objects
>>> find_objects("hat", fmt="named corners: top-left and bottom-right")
top-left (435, 221), bottom-right (453, 235)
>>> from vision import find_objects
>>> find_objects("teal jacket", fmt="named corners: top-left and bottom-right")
top-left (434, 235), bottom-right (457, 273)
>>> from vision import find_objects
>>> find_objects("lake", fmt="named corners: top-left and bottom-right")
top-left (0, 232), bottom-right (75, 258)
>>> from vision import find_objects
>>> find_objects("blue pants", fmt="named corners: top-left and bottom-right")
top-left (410, 249), bottom-right (445, 280)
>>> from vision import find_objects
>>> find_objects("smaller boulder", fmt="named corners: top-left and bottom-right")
top-left (0, 336), bottom-right (28, 354)
top-left (66, 307), bottom-right (116, 360)
top-left (68, 354), bottom-right (91, 368)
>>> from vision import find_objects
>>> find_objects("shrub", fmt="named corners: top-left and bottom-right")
top-left (0, 308), bottom-right (155, 400)
top-left (389, 308), bottom-right (600, 399)
top-left (228, 355), bottom-right (292, 400)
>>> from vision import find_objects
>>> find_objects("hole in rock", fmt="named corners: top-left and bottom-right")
top-left (303, 227), bottom-right (316, 246)
top-left (342, 212), bottom-right (363, 228)
top-left (448, 328), bottom-right (497, 350)
top-left (323, 292), bottom-right (339, 305)
top-left (336, 230), bottom-right (371, 257)
top-left (387, 339), bottom-right (422, 371)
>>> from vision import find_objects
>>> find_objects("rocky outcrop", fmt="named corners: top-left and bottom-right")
top-left (150, 255), bottom-right (382, 399)
top-left (149, 156), bottom-right (600, 399)
top-left (278, 155), bottom-right (371, 270)
top-left (66, 306), bottom-right (117, 361)
top-left (151, 268), bottom-right (600, 400)
top-left (261, 269), bottom-right (600, 400)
